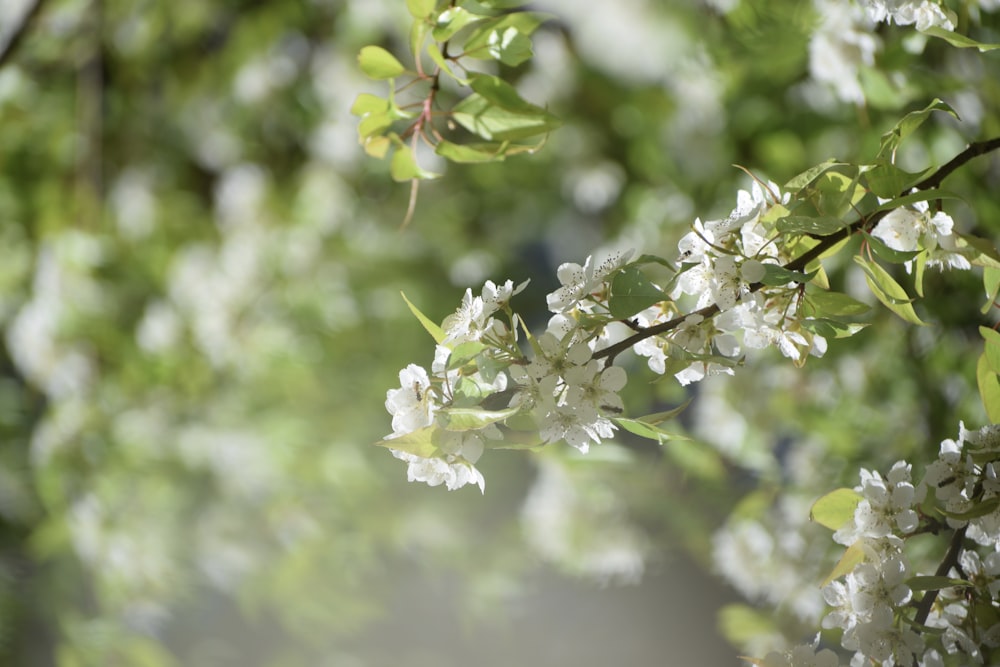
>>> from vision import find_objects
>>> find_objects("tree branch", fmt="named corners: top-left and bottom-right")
top-left (0, 0), bottom-right (44, 70)
top-left (594, 137), bottom-right (1000, 364)
top-left (913, 524), bottom-right (967, 626)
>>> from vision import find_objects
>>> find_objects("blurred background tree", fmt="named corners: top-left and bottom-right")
top-left (0, 0), bottom-right (998, 665)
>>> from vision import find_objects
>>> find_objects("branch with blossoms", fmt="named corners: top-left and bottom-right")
top-left (378, 99), bottom-right (1000, 496)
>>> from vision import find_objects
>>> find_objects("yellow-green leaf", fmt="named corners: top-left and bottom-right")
top-left (358, 45), bottom-right (406, 80)
top-left (822, 540), bottom-right (865, 587)
top-left (401, 291), bottom-right (445, 343)
top-left (853, 256), bottom-right (926, 325)
top-left (810, 487), bottom-right (863, 531)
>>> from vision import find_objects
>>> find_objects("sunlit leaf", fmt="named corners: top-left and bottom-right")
top-left (861, 231), bottom-right (921, 264)
top-left (984, 267), bottom-right (1000, 313)
top-left (358, 45), bottom-right (406, 80)
top-left (446, 341), bottom-right (488, 370)
top-left (775, 215), bottom-right (848, 236)
top-left (878, 99), bottom-right (959, 158)
top-left (350, 93), bottom-right (390, 116)
top-left (401, 292), bottom-right (445, 343)
top-left (822, 540), bottom-right (865, 587)
top-left (374, 426), bottom-right (440, 458)
top-left (462, 12), bottom-right (550, 57)
top-left (938, 493), bottom-right (1000, 520)
top-left (800, 318), bottom-right (869, 339)
top-left (804, 290), bottom-right (871, 317)
top-left (451, 93), bottom-right (560, 142)
top-left (406, 0), bottom-right (436, 18)
top-left (784, 159), bottom-right (849, 192)
top-left (853, 256), bottom-right (926, 325)
top-left (759, 264), bottom-right (816, 286)
top-left (608, 266), bottom-right (666, 318)
top-left (810, 487), bottom-right (862, 531)
top-left (441, 405), bottom-right (520, 431)
top-left (433, 7), bottom-right (484, 41)
top-left (390, 144), bottom-right (441, 182)
top-left (978, 353), bottom-right (1000, 423)
top-left (921, 26), bottom-right (1000, 52)
top-left (871, 188), bottom-right (963, 214)
top-left (862, 161), bottom-right (932, 199)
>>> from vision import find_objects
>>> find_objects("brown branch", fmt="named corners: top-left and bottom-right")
top-left (0, 0), bottom-right (44, 70)
top-left (594, 137), bottom-right (1000, 364)
top-left (913, 524), bottom-right (967, 626)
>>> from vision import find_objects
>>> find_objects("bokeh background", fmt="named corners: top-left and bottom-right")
top-left (1, 0), bottom-right (999, 665)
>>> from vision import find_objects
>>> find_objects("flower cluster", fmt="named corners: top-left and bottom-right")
top-left (864, 0), bottom-right (956, 31)
top-left (871, 199), bottom-right (971, 272)
top-left (812, 424), bottom-right (1000, 666)
top-left (633, 180), bottom-right (828, 385)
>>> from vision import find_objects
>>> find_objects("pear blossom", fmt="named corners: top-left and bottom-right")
top-left (546, 249), bottom-right (633, 314)
top-left (384, 364), bottom-right (437, 437)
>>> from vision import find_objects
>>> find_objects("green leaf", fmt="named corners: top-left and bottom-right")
top-left (920, 26), bottom-right (1000, 52)
top-left (462, 12), bottom-right (549, 57)
top-left (435, 140), bottom-right (508, 163)
top-left (608, 266), bottom-right (666, 318)
top-left (374, 426), bottom-right (440, 458)
top-left (613, 415), bottom-right (692, 443)
top-left (810, 487), bottom-right (863, 531)
top-left (775, 215), bottom-right (849, 236)
top-left (350, 93), bottom-right (390, 116)
top-left (853, 256), bottom-right (926, 325)
top-left (960, 233), bottom-right (1000, 270)
top-left (878, 99), bottom-right (959, 158)
top-left (401, 292), bottom-right (445, 343)
top-left (446, 341), bottom-right (488, 370)
top-left (978, 353), bottom-right (1000, 423)
top-left (406, 0), bottom-right (436, 18)
top-left (451, 93), bottom-right (560, 142)
top-left (907, 576), bottom-right (970, 592)
top-left (984, 267), bottom-right (1000, 314)
top-left (357, 110), bottom-right (394, 140)
top-left (390, 144), bottom-right (441, 182)
top-left (801, 170), bottom-right (866, 218)
top-left (862, 162), bottom-right (932, 199)
top-left (871, 188), bottom-right (963, 213)
top-left (800, 318), bottom-right (870, 339)
top-left (441, 405), bottom-right (520, 431)
top-left (759, 264), bottom-right (816, 286)
top-left (467, 73), bottom-right (539, 112)
top-left (822, 540), bottom-right (865, 587)
top-left (362, 135), bottom-right (391, 159)
top-left (426, 42), bottom-right (466, 83)
top-left (862, 231), bottom-right (921, 264)
top-left (433, 7), bottom-right (484, 41)
top-left (483, 26), bottom-right (534, 66)
top-left (939, 493), bottom-right (1000, 520)
top-left (804, 290), bottom-right (871, 317)
top-left (633, 399), bottom-right (692, 425)
top-left (474, 0), bottom-right (532, 7)
top-left (358, 45), bottom-right (406, 80)
top-left (784, 159), bottom-right (849, 193)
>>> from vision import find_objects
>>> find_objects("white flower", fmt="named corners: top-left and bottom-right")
top-left (538, 402), bottom-right (614, 453)
top-left (384, 364), bottom-right (436, 437)
top-left (564, 361), bottom-right (627, 415)
top-left (546, 249), bottom-right (633, 313)
top-left (391, 450), bottom-right (486, 493)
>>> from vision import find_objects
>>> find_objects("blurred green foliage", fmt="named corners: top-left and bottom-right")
top-left (0, 0), bottom-right (999, 665)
